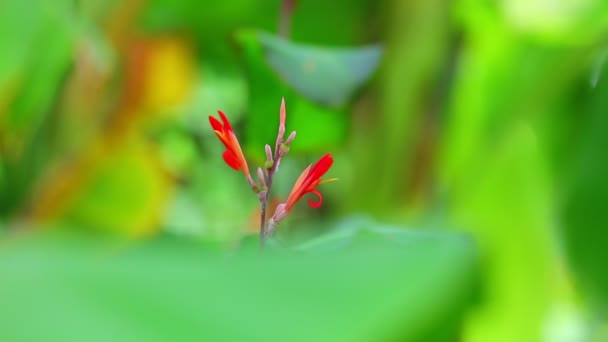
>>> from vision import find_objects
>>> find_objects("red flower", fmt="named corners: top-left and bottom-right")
top-left (287, 153), bottom-right (335, 209)
top-left (271, 154), bottom-right (336, 224)
top-left (209, 111), bottom-right (250, 178)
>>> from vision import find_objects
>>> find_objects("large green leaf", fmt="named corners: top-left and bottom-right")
top-left (0, 0), bottom-right (76, 216)
top-left (0, 226), bottom-right (477, 341)
top-left (436, 24), bottom-right (586, 342)
top-left (258, 32), bottom-right (382, 107)
top-left (561, 64), bottom-right (608, 319)
top-left (235, 30), bottom-right (349, 155)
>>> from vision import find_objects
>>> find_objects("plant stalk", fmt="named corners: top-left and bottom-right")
top-left (279, 0), bottom-right (297, 38)
top-left (259, 165), bottom-right (278, 249)
top-left (259, 199), bottom-right (267, 249)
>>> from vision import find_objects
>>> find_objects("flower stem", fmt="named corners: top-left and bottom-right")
top-left (278, 0), bottom-right (297, 38)
top-left (259, 168), bottom-right (277, 249)
top-left (259, 97), bottom-right (291, 249)
top-left (259, 199), bottom-right (267, 249)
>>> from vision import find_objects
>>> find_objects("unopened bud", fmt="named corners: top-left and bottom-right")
top-left (257, 167), bottom-right (267, 187)
top-left (265, 144), bottom-right (274, 163)
top-left (285, 131), bottom-right (296, 145)
top-left (265, 219), bottom-right (277, 239)
top-left (271, 203), bottom-right (289, 223)
top-left (275, 98), bottom-right (287, 155)
top-left (279, 97), bottom-right (286, 128)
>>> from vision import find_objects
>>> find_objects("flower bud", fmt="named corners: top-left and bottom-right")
top-left (285, 131), bottom-right (296, 145)
top-left (257, 167), bottom-right (267, 187)
top-left (265, 144), bottom-right (274, 163)
top-left (271, 203), bottom-right (289, 223)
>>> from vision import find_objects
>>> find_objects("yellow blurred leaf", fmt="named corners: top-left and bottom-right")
top-left (142, 37), bottom-right (195, 114)
top-left (33, 136), bottom-right (173, 236)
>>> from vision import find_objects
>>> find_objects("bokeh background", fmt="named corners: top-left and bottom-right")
top-left (1, 0), bottom-right (608, 341)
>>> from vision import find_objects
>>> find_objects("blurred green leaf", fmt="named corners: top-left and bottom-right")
top-left (437, 29), bottom-right (584, 341)
top-left (142, 0), bottom-right (377, 46)
top-left (454, 0), bottom-right (608, 44)
top-left (0, 0), bottom-right (76, 216)
top-left (182, 62), bottom-right (248, 135)
top-left (0, 226), bottom-right (477, 341)
top-left (561, 65), bottom-right (608, 315)
top-left (162, 156), bottom-right (257, 241)
top-left (258, 32), bottom-right (381, 107)
top-left (0, 0), bottom-right (75, 143)
top-left (235, 30), bottom-right (348, 155)
top-left (59, 141), bottom-right (172, 236)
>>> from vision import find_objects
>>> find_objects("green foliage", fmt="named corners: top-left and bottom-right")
top-left (2, 0), bottom-right (608, 340)
top-left (235, 30), bottom-right (350, 154)
top-left (561, 65), bottom-right (608, 313)
top-left (60, 143), bottom-right (171, 235)
top-left (0, 0), bottom-right (76, 215)
top-left (258, 32), bottom-right (381, 107)
top-left (0, 225), bottom-right (477, 341)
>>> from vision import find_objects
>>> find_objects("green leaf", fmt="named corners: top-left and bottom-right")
top-left (0, 0), bottom-right (76, 216)
top-left (0, 227), bottom-right (477, 341)
top-left (258, 32), bottom-right (382, 107)
top-left (235, 30), bottom-right (349, 154)
top-left (58, 142), bottom-right (172, 236)
top-left (0, 0), bottom-right (75, 143)
top-left (436, 31), bottom-right (584, 341)
top-left (561, 65), bottom-right (608, 312)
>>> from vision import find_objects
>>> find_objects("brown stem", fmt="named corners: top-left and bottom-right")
top-left (278, 0), bottom-right (297, 38)
top-left (259, 163), bottom-right (279, 249)
top-left (259, 198), bottom-right (267, 249)
top-left (259, 98), bottom-right (291, 249)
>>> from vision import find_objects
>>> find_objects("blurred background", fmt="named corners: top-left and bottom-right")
top-left (1, 0), bottom-right (608, 341)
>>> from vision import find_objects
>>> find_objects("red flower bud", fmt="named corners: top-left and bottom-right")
top-left (209, 111), bottom-right (251, 179)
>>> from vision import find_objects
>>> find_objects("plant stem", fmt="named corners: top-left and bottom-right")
top-left (259, 166), bottom-right (277, 249)
top-left (278, 0), bottom-right (297, 38)
top-left (259, 199), bottom-right (267, 249)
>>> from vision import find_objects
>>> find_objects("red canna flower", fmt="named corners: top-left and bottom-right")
top-left (270, 153), bottom-right (336, 225)
top-left (209, 111), bottom-right (254, 186)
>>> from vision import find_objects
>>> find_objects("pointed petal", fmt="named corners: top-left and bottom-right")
top-left (293, 165), bottom-right (311, 191)
top-left (213, 130), bottom-right (231, 150)
top-left (227, 131), bottom-right (250, 177)
top-left (217, 110), bottom-right (233, 131)
top-left (306, 190), bottom-right (323, 208)
top-left (209, 115), bottom-right (223, 131)
top-left (285, 164), bottom-right (311, 210)
top-left (308, 154), bottom-right (333, 181)
top-left (222, 150), bottom-right (241, 170)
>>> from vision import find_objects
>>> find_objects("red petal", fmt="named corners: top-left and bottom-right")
top-left (209, 115), bottom-right (223, 131)
top-left (308, 154), bottom-right (333, 181)
top-left (222, 150), bottom-right (241, 170)
top-left (306, 189), bottom-right (323, 208)
top-left (217, 110), bottom-right (233, 132)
